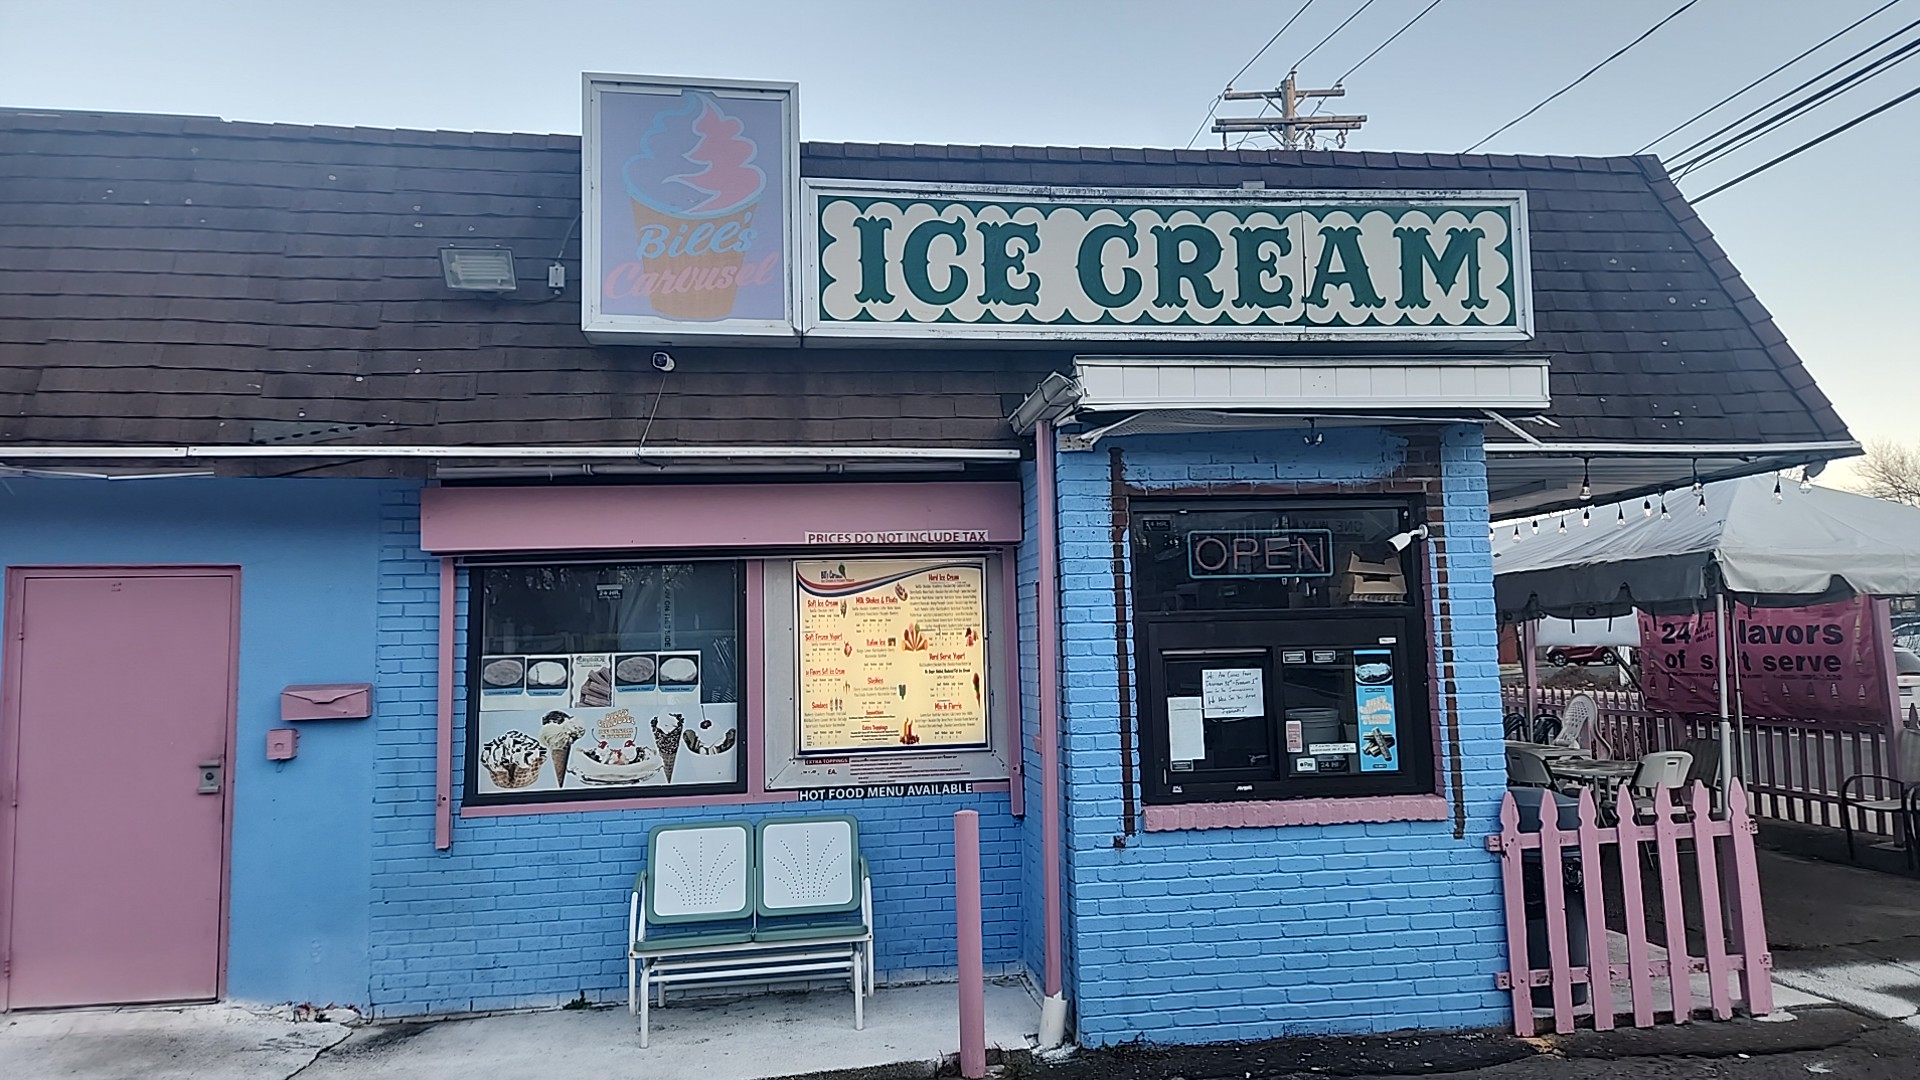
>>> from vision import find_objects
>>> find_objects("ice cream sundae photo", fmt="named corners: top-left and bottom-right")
top-left (573, 708), bottom-right (661, 784)
top-left (479, 730), bottom-right (546, 790)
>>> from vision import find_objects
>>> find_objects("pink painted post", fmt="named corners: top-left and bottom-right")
top-left (1724, 779), bottom-right (1776, 1016)
top-left (1495, 794), bottom-right (1534, 1036)
top-left (1614, 781), bottom-right (1656, 1028)
top-left (1537, 789), bottom-right (1576, 1033)
top-left (1034, 419), bottom-right (1064, 1004)
top-left (435, 557), bottom-right (455, 851)
top-left (1653, 792), bottom-right (1693, 1022)
top-left (954, 810), bottom-right (986, 1080)
top-left (1576, 789), bottom-right (1615, 1029)
top-left (1689, 782), bottom-right (1734, 1020)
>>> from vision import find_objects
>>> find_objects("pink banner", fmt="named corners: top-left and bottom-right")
top-left (1638, 597), bottom-right (1889, 729)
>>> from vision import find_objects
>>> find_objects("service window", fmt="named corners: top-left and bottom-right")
top-left (1133, 499), bottom-right (1431, 804)
top-left (467, 560), bottom-right (746, 804)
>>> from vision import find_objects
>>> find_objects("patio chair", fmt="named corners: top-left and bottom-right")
top-left (1839, 727), bottom-right (1920, 868)
top-left (1680, 736), bottom-right (1721, 790)
top-left (1507, 747), bottom-right (1557, 788)
top-left (1622, 750), bottom-right (1694, 823)
top-left (755, 816), bottom-right (874, 996)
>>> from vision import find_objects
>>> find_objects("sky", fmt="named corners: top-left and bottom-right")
top-left (2, 0), bottom-right (1913, 482)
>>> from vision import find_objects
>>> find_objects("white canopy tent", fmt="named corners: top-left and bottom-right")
top-left (1493, 474), bottom-right (1920, 794)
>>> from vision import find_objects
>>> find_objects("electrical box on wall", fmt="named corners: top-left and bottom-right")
top-left (267, 727), bottom-right (299, 761)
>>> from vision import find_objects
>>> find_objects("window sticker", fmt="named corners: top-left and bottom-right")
top-left (1354, 648), bottom-right (1400, 773)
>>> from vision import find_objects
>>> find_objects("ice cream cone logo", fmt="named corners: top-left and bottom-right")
top-left (624, 92), bottom-right (769, 321)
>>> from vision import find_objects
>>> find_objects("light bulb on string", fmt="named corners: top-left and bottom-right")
top-left (1530, 519), bottom-right (1539, 536)
top-left (1558, 515), bottom-right (1568, 534)
top-left (1773, 474), bottom-right (1784, 503)
top-left (1582, 507), bottom-right (1591, 527)
top-left (1579, 458), bottom-right (1592, 501)
top-left (1616, 504), bottom-right (1627, 528)
top-left (1642, 497), bottom-right (1653, 518)
top-left (1659, 493), bottom-right (1671, 520)
top-left (1697, 490), bottom-right (1708, 515)
top-left (1513, 523), bottom-right (1522, 542)
top-left (1800, 467), bottom-right (1814, 494)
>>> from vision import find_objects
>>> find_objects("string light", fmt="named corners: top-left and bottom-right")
top-left (1531, 519), bottom-right (1539, 535)
top-left (1558, 515), bottom-right (1568, 534)
top-left (1642, 497), bottom-right (1653, 518)
top-left (1773, 474), bottom-right (1784, 502)
top-left (1580, 458), bottom-right (1592, 501)
top-left (1800, 467), bottom-right (1814, 494)
top-left (1582, 506), bottom-right (1591, 527)
top-left (1659, 492), bottom-right (1671, 520)
top-left (1616, 504), bottom-right (1627, 527)
top-left (1513, 523), bottom-right (1523, 541)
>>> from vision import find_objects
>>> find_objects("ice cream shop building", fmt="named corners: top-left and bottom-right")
top-left (0, 76), bottom-right (1854, 1043)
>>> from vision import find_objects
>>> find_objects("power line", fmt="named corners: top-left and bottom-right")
top-left (1633, 0), bottom-right (1903, 154)
top-left (1306, 0), bottom-right (1448, 122)
top-left (1334, 0), bottom-right (1446, 85)
top-left (1671, 34), bottom-right (1920, 178)
top-left (1294, 0), bottom-right (1383, 72)
top-left (1660, 13), bottom-right (1920, 165)
top-left (1691, 81), bottom-right (1920, 202)
top-left (1231, 0), bottom-right (1320, 89)
top-left (1462, 0), bottom-right (1704, 154)
top-left (1185, 0), bottom-right (1320, 148)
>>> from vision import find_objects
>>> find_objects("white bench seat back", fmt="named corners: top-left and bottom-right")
top-left (648, 822), bottom-right (752, 923)
top-left (758, 816), bottom-right (859, 916)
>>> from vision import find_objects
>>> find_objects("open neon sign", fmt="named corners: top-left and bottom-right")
top-left (1186, 529), bottom-right (1334, 579)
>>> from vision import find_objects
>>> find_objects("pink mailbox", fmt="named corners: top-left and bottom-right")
top-left (280, 683), bottom-right (373, 722)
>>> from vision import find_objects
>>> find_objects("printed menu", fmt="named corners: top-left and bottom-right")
top-left (795, 559), bottom-right (988, 754)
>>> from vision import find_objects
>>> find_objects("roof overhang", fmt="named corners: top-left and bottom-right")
top-left (1011, 356), bottom-right (1861, 519)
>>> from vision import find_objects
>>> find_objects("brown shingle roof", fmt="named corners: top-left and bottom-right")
top-left (0, 109), bottom-right (1852, 453)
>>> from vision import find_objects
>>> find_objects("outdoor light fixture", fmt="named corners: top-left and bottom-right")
top-left (1387, 524), bottom-right (1429, 552)
top-left (440, 247), bottom-right (519, 292)
top-left (1579, 458), bottom-right (1591, 501)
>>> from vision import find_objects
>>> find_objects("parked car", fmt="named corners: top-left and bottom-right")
top-left (1896, 646), bottom-right (1920, 721)
top-left (1546, 644), bottom-right (1616, 667)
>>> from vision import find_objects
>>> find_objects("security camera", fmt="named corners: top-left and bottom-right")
top-left (1387, 524), bottom-right (1430, 552)
top-left (651, 351), bottom-right (676, 372)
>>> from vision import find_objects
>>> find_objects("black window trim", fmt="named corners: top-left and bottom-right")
top-left (462, 556), bottom-right (752, 807)
top-left (1130, 494), bottom-right (1435, 806)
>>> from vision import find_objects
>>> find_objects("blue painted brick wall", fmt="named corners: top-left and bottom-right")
top-left (365, 485), bottom-right (1028, 1016)
top-left (1042, 424), bottom-right (1509, 1045)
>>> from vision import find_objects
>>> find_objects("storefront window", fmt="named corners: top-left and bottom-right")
top-left (1132, 499), bottom-right (1431, 804)
top-left (467, 560), bottom-right (745, 803)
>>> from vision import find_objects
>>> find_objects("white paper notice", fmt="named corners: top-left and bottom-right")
top-left (1201, 668), bottom-right (1264, 718)
top-left (1167, 696), bottom-right (1206, 762)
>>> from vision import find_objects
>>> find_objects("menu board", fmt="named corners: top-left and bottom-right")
top-left (472, 649), bottom-right (738, 796)
top-left (795, 559), bottom-right (989, 754)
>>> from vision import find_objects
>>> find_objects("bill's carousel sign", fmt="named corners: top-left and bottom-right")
top-left (583, 75), bottom-right (1532, 344)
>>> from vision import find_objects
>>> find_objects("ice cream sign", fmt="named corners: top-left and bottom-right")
top-left (806, 185), bottom-right (1529, 341)
top-left (584, 74), bottom-right (799, 342)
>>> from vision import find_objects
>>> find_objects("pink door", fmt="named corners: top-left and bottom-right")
top-left (2, 569), bottom-right (236, 1009)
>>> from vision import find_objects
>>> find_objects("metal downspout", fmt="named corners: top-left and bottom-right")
top-left (1035, 419), bottom-right (1069, 1046)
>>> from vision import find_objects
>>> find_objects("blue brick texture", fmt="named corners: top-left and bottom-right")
top-left (1038, 424), bottom-right (1509, 1045)
top-left (366, 485), bottom-right (1026, 1016)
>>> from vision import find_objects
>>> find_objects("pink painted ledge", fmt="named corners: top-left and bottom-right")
top-left (460, 779), bottom-right (1012, 818)
top-left (1143, 794), bottom-right (1450, 832)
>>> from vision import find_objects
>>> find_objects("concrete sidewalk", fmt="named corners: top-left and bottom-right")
top-left (0, 982), bottom-right (1036, 1080)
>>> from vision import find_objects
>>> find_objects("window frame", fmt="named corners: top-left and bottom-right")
top-left (1130, 496), bottom-right (1434, 806)
top-left (462, 554), bottom-right (751, 807)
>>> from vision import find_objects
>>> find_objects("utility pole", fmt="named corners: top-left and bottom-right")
top-left (1213, 71), bottom-right (1366, 150)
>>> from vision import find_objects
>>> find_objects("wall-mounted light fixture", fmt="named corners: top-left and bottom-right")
top-left (439, 247), bottom-right (518, 292)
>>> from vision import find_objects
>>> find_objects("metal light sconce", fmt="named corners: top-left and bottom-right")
top-left (440, 247), bottom-right (519, 292)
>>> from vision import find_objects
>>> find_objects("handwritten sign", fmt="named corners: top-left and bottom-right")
top-left (1201, 668), bottom-right (1265, 719)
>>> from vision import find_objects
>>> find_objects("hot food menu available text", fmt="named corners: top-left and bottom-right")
top-left (796, 559), bottom-right (988, 754)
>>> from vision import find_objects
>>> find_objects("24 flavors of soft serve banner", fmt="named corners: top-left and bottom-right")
top-left (580, 73), bottom-right (1532, 344)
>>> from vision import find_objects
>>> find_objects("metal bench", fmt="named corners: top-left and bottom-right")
top-left (627, 816), bottom-right (874, 1047)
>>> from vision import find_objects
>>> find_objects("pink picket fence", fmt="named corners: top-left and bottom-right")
top-left (1504, 686), bottom-right (1904, 835)
top-left (1488, 779), bottom-right (1774, 1035)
